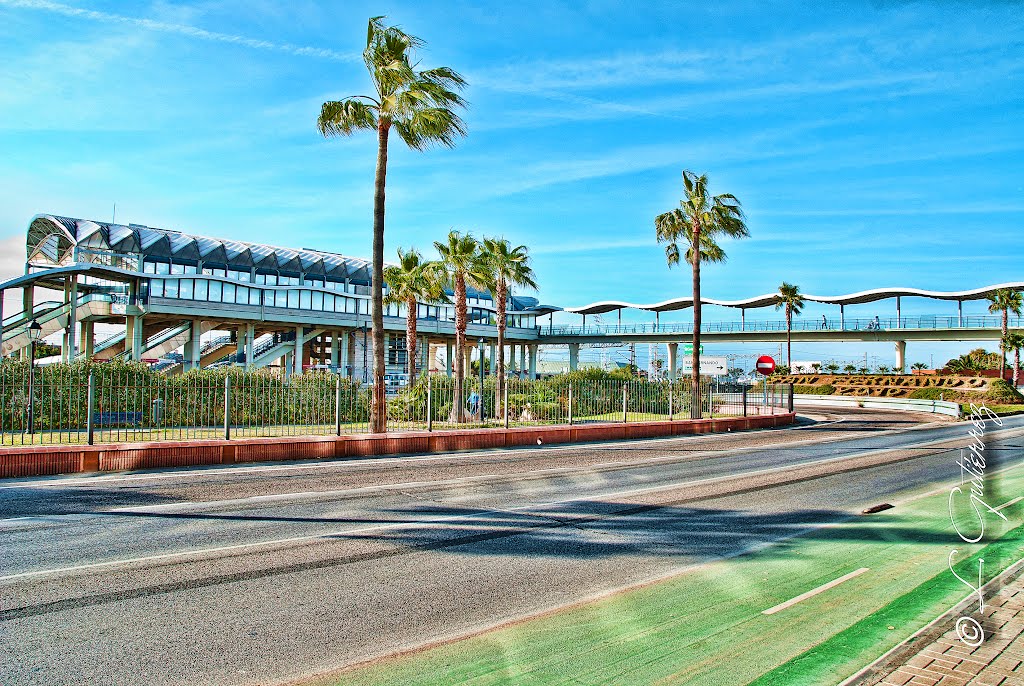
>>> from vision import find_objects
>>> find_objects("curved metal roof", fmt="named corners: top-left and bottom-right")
top-left (568, 283), bottom-right (1024, 315)
top-left (27, 214), bottom-right (373, 284)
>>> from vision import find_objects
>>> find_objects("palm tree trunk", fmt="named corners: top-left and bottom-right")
top-left (495, 281), bottom-right (507, 418)
top-left (1001, 310), bottom-right (1008, 380)
top-left (370, 121), bottom-right (390, 434)
top-left (691, 223), bottom-right (702, 419)
top-left (406, 296), bottom-right (418, 381)
top-left (451, 275), bottom-right (467, 422)
top-left (786, 307), bottom-right (792, 367)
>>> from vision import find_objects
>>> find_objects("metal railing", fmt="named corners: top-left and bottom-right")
top-left (546, 314), bottom-right (1020, 337)
top-left (0, 361), bottom-right (791, 446)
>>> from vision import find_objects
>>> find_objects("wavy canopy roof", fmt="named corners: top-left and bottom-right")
top-left (567, 283), bottom-right (1024, 315)
top-left (27, 214), bottom-right (374, 284)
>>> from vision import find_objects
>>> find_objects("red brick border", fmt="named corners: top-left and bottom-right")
top-left (0, 413), bottom-right (795, 479)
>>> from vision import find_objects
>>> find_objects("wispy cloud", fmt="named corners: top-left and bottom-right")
top-left (0, 0), bottom-right (357, 61)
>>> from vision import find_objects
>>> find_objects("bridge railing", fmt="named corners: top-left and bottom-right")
top-left (545, 314), bottom-right (1020, 337)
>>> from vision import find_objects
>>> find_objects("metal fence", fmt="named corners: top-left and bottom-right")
top-left (0, 362), bottom-right (791, 446)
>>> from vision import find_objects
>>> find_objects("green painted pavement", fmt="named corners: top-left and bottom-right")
top-left (329, 467), bottom-right (1024, 686)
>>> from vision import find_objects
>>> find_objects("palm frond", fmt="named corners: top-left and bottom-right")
top-left (318, 99), bottom-right (378, 137)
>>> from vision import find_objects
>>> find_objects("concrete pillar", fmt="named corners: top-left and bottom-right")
top-left (236, 326), bottom-right (245, 361)
top-left (186, 319), bottom-right (201, 369)
top-left (895, 340), bottom-right (906, 373)
top-left (346, 331), bottom-right (357, 379)
top-left (528, 345), bottom-right (538, 380)
top-left (464, 345), bottom-right (473, 379)
top-left (294, 326), bottom-right (304, 375)
top-left (508, 344), bottom-right (516, 372)
top-left (741, 309), bottom-right (745, 331)
top-left (489, 343), bottom-right (496, 373)
top-left (331, 331), bottom-right (342, 370)
top-left (896, 296), bottom-right (901, 327)
top-left (80, 321), bottom-right (94, 360)
top-left (283, 351), bottom-right (293, 377)
top-left (840, 304), bottom-right (845, 330)
top-left (519, 344), bottom-right (527, 376)
top-left (22, 285), bottom-right (33, 317)
top-left (244, 323), bottom-right (255, 370)
top-left (65, 275), bottom-right (78, 361)
top-left (667, 342), bottom-right (678, 381)
top-left (958, 300), bottom-right (963, 327)
top-left (568, 343), bottom-right (579, 372)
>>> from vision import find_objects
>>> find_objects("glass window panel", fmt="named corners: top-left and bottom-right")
top-left (194, 279), bottom-right (208, 301)
top-left (150, 279), bottom-right (163, 297)
top-left (208, 281), bottom-right (222, 301)
top-left (249, 288), bottom-right (261, 306)
top-left (184, 265), bottom-right (197, 274)
top-left (171, 264), bottom-right (184, 275)
top-left (164, 279), bottom-right (179, 298)
top-left (275, 290), bottom-right (288, 308)
top-left (312, 292), bottom-right (324, 310)
top-left (223, 283), bottom-right (235, 303)
top-left (300, 291), bottom-right (311, 309)
top-left (288, 290), bottom-right (300, 309)
top-left (179, 279), bottom-right (194, 300)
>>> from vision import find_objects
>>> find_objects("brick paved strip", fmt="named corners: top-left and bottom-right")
top-left (844, 558), bottom-right (1024, 686)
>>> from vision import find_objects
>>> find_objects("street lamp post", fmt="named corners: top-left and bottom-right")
top-left (478, 337), bottom-right (485, 421)
top-left (26, 320), bottom-right (42, 435)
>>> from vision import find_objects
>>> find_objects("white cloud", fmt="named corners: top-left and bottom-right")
top-left (0, 0), bottom-right (357, 61)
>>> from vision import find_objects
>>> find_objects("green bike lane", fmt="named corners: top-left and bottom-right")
top-left (325, 463), bottom-right (1024, 686)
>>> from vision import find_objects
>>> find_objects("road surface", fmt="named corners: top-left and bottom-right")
top-left (1, 406), bottom-right (1021, 685)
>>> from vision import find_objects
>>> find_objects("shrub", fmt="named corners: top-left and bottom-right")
top-left (909, 388), bottom-right (947, 400)
top-left (985, 380), bottom-right (1024, 404)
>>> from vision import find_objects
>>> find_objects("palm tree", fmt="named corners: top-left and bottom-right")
top-left (383, 248), bottom-right (447, 381)
top-left (318, 16), bottom-right (467, 433)
top-left (774, 282), bottom-right (804, 367)
top-left (477, 238), bottom-right (538, 418)
top-left (434, 231), bottom-right (484, 422)
top-left (1002, 331), bottom-right (1024, 387)
top-left (843, 364), bottom-right (857, 375)
top-left (987, 289), bottom-right (1023, 380)
top-left (655, 171), bottom-right (748, 418)
top-left (824, 362), bottom-right (840, 375)
top-left (911, 362), bottom-right (928, 371)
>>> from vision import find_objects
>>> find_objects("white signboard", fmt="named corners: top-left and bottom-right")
top-left (680, 356), bottom-right (728, 375)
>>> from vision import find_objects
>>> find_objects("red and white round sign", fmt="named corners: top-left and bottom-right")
top-left (755, 355), bottom-right (776, 376)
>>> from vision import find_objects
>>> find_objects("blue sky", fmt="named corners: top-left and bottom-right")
top-left (0, 0), bottom-right (1022, 369)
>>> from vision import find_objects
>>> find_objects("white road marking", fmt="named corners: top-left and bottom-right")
top-left (762, 568), bottom-right (870, 615)
top-left (1, 431), bottom-right (1009, 582)
top-left (995, 496), bottom-right (1023, 512)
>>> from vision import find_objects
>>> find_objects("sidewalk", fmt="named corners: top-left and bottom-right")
top-left (850, 563), bottom-right (1024, 686)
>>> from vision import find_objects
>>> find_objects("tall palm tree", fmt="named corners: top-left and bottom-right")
top-left (434, 231), bottom-right (484, 422)
top-left (655, 170), bottom-right (748, 418)
top-left (775, 282), bottom-right (805, 367)
top-left (987, 289), bottom-right (1023, 380)
top-left (477, 238), bottom-right (538, 419)
top-left (1002, 331), bottom-right (1024, 387)
top-left (318, 16), bottom-right (467, 433)
top-left (383, 248), bottom-right (447, 381)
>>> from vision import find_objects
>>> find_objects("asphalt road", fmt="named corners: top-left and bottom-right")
top-left (2, 406), bottom-right (1022, 686)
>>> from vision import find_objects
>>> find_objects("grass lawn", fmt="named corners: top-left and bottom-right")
top-left (326, 466), bottom-right (1024, 686)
